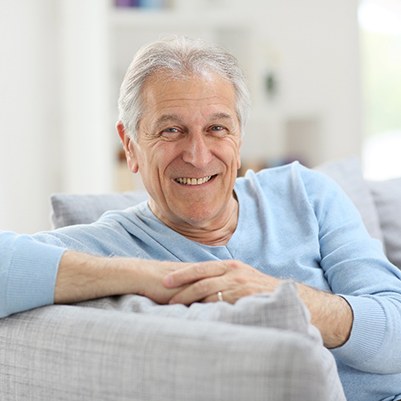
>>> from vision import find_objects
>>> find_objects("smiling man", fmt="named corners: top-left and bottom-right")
top-left (1, 37), bottom-right (401, 401)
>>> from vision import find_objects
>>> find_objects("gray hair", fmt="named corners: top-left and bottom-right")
top-left (118, 36), bottom-right (251, 140)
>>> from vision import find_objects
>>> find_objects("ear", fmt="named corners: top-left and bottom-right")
top-left (116, 121), bottom-right (139, 173)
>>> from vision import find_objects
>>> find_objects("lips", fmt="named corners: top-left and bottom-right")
top-left (175, 175), bottom-right (214, 186)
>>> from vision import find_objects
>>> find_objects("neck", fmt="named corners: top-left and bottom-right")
top-left (179, 200), bottom-right (239, 246)
top-left (153, 197), bottom-right (239, 246)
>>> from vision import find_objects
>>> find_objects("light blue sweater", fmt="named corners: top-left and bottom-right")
top-left (1, 162), bottom-right (401, 400)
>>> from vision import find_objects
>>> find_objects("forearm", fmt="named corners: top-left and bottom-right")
top-left (54, 251), bottom-right (137, 304)
top-left (296, 283), bottom-right (353, 349)
top-left (55, 251), bottom-right (186, 305)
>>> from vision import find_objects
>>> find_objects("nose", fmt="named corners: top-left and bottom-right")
top-left (182, 131), bottom-right (213, 168)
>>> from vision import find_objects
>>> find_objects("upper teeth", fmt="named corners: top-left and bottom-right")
top-left (175, 176), bottom-right (212, 185)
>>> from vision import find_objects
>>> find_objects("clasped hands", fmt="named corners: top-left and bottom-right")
top-left (150, 259), bottom-right (281, 305)
top-left (141, 258), bottom-right (352, 348)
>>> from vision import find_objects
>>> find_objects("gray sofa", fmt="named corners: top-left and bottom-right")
top-left (0, 157), bottom-right (400, 401)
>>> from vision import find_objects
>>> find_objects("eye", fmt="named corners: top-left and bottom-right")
top-left (160, 127), bottom-right (182, 139)
top-left (209, 125), bottom-right (228, 136)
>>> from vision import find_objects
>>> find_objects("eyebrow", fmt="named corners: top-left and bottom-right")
top-left (209, 112), bottom-right (234, 122)
top-left (154, 112), bottom-right (235, 127)
top-left (154, 114), bottom-right (182, 127)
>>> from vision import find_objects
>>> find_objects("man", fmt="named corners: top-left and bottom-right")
top-left (1, 37), bottom-right (401, 400)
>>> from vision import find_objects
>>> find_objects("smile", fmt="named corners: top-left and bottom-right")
top-left (175, 175), bottom-right (214, 186)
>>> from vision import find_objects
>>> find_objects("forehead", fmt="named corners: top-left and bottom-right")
top-left (140, 70), bottom-right (237, 113)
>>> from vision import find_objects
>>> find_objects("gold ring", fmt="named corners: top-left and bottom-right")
top-left (217, 291), bottom-right (224, 302)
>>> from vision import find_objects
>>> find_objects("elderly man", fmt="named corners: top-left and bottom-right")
top-left (1, 37), bottom-right (401, 401)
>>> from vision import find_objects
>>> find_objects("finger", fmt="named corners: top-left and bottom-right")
top-left (202, 289), bottom-right (231, 304)
top-left (163, 261), bottom-right (227, 288)
top-left (169, 277), bottom-right (224, 304)
top-left (202, 283), bottom-right (275, 305)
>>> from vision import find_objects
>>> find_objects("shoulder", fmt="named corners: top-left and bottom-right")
top-left (235, 161), bottom-right (350, 218)
top-left (236, 161), bottom-right (334, 194)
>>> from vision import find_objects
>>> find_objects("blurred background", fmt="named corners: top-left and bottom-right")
top-left (0, 0), bottom-right (400, 233)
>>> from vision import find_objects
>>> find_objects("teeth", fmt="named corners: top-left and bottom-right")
top-left (175, 176), bottom-right (212, 185)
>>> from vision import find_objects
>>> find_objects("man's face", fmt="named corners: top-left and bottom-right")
top-left (124, 71), bottom-right (242, 232)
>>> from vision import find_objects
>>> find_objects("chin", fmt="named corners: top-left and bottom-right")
top-left (178, 209), bottom-right (220, 228)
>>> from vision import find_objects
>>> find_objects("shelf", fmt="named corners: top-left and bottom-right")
top-left (109, 7), bottom-right (248, 30)
top-left (110, 8), bottom-right (175, 27)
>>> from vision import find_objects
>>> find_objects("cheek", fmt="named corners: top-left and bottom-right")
top-left (235, 144), bottom-right (241, 169)
top-left (234, 140), bottom-right (242, 170)
top-left (223, 141), bottom-right (242, 169)
top-left (153, 144), bottom-right (181, 169)
top-left (139, 147), bottom-right (173, 180)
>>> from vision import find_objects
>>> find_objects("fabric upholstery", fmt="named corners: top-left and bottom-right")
top-left (0, 301), bottom-right (345, 401)
top-left (368, 177), bottom-right (401, 270)
top-left (78, 281), bottom-right (321, 341)
top-left (50, 191), bottom-right (148, 228)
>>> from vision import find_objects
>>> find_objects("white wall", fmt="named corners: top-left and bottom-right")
top-left (59, 0), bottom-right (114, 195)
top-left (0, 0), bottom-right (61, 233)
top-left (0, 0), bottom-right (114, 233)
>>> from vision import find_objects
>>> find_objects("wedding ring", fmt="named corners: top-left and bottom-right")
top-left (217, 291), bottom-right (224, 302)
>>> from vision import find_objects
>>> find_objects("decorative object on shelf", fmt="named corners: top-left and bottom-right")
top-left (265, 71), bottom-right (278, 99)
top-left (139, 0), bottom-right (167, 8)
top-left (114, 0), bottom-right (170, 8)
top-left (115, 0), bottom-right (138, 7)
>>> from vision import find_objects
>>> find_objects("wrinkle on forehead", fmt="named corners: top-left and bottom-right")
top-left (143, 70), bottom-right (232, 101)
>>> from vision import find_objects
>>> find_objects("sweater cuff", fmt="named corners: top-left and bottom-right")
top-left (331, 294), bottom-right (386, 371)
top-left (6, 237), bottom-right (66, 316)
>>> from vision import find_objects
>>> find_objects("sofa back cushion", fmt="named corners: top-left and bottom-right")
top-left (50, 191), bottom-right (148, 228)
top-left (368, 177), bottom-right (401, 269)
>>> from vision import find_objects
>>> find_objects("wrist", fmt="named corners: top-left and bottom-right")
top-left (297, 283), bottom-right (353, 348)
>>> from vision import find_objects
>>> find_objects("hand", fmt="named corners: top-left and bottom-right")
top-left (130, 259), bottom-right (193, 304)
top-left (162, 259), bottom-right (281, 304)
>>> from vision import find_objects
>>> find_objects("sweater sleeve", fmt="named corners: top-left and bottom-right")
top-left (0, 210), bottom-right (148, 318)
top-left (0, 231), bottom-right (66, 318)
top-left (302, 167), bottom-right (401, 374)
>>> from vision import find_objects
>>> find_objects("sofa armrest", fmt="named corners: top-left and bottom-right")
top-left (0, 305), bottom-right (345, 401)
